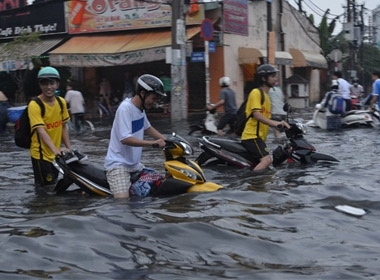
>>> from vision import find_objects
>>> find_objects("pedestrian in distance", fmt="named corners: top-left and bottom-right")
top-left (64, 81), bottom-right (86, 134)
top-left (29, 66), bottom-right (87, 187)
top-left (332, 70), bottom-right (352, 111)
top-left (349, 77), bottom-right (364, 98)
top-left (104, 74), bottom-right (167, 199)
top-left (368, 71), bottom-right (380, 110)
top-left (241, 64), bottom-right (290, 172)
top-left (207, 76), bottom-right (238, 136)
top-left (0, 90), bottom-right (10, 134)
top-left (123, 71), bottom-right (134, 100)
top-left (268, 83), bottom-right (287, 143)
top-left (99, 77), bottom-right (113, 115)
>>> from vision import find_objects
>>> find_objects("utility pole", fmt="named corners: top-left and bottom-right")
top-left (170, 0), bottom-right (188, 121)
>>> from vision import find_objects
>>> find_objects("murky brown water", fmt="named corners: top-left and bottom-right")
top-left (0, 112), bottom-right (379, 279)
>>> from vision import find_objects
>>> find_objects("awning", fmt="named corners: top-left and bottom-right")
top-left (0, 38), bottom-right (64, 71)
top-left (238, 47), bottom-right (264, 64)
top-left (49, 27), bottom-right (200, 67)
top-left (289, 48), bottom-right (327, 68)
top-left (238, 47), bottom-right (293, 65)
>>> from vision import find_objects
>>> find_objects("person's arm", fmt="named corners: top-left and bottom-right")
top-left (207, 99), bottom-right (225, 111)
top-left (121, 127), bottom-right (166, 148)
top-left (35, 127), bottom-right (65, 156)
top-left (368, 95), bottom-right (378, 109)
top-left (252, 110), bottom-right (290, 129)
top-left (61, 123), bottom-right (72, 150)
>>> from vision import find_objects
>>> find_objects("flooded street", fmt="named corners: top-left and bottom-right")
top-left (1, 112), bottom-right (380, 279)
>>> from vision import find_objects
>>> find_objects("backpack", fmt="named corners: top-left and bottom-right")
top-left (328, 93), bottom-right (346, 114)
top-left (14, 96), bottom-right (63, 148)
top-left (234, 88), bottom-right (264, 136)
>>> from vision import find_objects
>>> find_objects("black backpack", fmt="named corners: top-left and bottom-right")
top-left (234, 88), bottom-right (264, 136)
top-left (14, 97), bottom-right (63, 149)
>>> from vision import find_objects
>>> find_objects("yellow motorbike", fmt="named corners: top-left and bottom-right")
top-left (53, 133), bottom-right (222, 196)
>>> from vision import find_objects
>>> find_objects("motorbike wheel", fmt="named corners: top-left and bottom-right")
top-left (83, 120), bottom-right (95, 132)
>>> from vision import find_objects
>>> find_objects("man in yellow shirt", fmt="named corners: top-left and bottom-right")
top-left (241, 64), bottom-right (290, 171)
top-left (29, 67), bottom-right (84, 187)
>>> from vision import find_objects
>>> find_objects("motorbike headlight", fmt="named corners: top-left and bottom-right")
top-left (296, 122), bottom-right (307, 134)
top-left (181, 168), bottom-right (198, 180)
top-left (180, 141), bottom-right (194, 155)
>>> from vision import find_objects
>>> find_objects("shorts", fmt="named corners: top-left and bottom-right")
top-left (31, 157), bottom-right (59, 187)
top-left (241, 138), bottom-right (270, 164)
top-left (106, 165), bottom-right (143, 195)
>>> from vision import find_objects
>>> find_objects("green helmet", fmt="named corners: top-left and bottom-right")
top-left (38, 66), bottom-right (60, 80)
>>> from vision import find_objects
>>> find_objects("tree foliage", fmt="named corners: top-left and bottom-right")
top-left (2, 32), bottom-right (41, 59)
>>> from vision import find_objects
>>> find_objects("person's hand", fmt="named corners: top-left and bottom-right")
top-left (206, 104), bottom-right (214, 111)
top-left (152, 139), bottom-right (166, 148)
top-left (56, 147), bottom-right (69, 157)
top-left (277, 120), bottom-right (290, 129)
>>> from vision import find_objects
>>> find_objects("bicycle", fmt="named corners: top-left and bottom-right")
top-left (66, 113), bottom-right (95, 134)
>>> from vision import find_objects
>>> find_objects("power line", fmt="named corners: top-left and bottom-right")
top-left (303, 0), bottom-right (343, 20)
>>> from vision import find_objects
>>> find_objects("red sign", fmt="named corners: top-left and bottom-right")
top-left (0, 0), bottom-right (27, 11)
top-left (201, 18), bottom-right (214, 41)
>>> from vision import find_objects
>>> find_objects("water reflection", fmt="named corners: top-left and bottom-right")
top-left (0, 114), bottom-right (380, 279)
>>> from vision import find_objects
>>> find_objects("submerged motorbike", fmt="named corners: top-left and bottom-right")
top-left (306, 104), bottom-right (379, 129)
top-left (195, 110), bottom-right (339, 169)
top-left (53, 133), bottom-right (222, 196)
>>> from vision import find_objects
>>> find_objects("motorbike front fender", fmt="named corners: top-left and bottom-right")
top-left (187, 182), bottom-right (223, 193)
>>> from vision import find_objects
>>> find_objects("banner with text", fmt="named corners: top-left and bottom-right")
top-left (67, 0), bottom-right (204, 34)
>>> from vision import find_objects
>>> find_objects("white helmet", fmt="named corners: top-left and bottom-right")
top-left (331, 79), bottom-right (339, 90)
top-left (219, 76), bottom-right (231, 87)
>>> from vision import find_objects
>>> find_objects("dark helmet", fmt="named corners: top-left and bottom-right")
top-left (136, 74), bottom-right (166, 97)
top-left (38, 66), bottom-right (60, 80)
top-left (257, 64), bottom-right (279, 77)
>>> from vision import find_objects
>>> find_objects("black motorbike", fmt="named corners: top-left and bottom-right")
top-left (195, 120), bottom-right (339, 170)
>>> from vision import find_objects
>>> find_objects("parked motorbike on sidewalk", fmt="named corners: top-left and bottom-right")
top-left (53, 133), bottom-right (222, 196)
top-left (195, 106), bottom-right (339, 170)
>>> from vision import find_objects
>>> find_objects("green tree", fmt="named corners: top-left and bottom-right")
top-left (317, 10), bottom-right (342, 57)
top-left (1, 32), bottom-right (42, 103)
top-left (356, 43), bottom-right (380, 92)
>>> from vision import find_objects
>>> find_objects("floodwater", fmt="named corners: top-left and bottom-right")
top-left (1, 111), bottom-right (380, 280)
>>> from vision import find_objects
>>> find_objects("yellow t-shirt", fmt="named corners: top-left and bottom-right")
top-left (29, 97), bottom-right (70, 162)
top-left (241, 88), bottom-right (271, 141)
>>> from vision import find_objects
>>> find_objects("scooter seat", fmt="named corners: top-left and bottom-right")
top-left (69, 162), bottom-right (109, 189)
top-left (206, 137), bottom-right (247, 153)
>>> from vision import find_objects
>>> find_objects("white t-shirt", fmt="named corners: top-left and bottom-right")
top-left (65, 90), bottom-right (85, 114)
top-left (269, 86), bottom-right (286, 115)
top-left (337, 78), bottom-right (351, 100)
top-left (104, 98), bottom-right (151, 171)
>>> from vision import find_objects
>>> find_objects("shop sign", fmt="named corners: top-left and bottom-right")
top-left (50, 47), bottom-right (167, 67)
top-left (67, 0), bottom-right (204, 34)
top-left (0, 0), bottom-right (27, 11)
top-left (223, 0), bottom-right (248, 36)
top-left (190, 52), bottom-right (205, 62)
top-left (0, 2), bottom-right (66, 39)
top-left (0, 59), bottom-right (28, 71)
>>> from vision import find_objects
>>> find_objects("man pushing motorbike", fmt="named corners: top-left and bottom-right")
top-left (104, 74), bottom-right (167, 198)
top-left (241, 64), bottom-right (290, 172)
